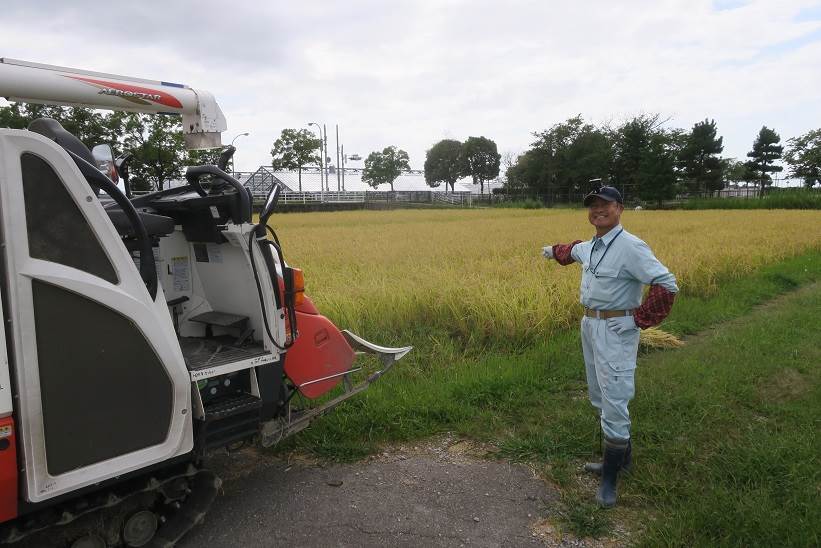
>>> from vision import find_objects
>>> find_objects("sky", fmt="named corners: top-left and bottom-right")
top-left (2, 0), bottom-right (820, 174)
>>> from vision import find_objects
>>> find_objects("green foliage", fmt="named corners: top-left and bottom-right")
top-left (270, 128), bottom-right (322, 191)
top-left (462, 136), bottom-right (501, 194)
top-left (679, 189), bottom-right (821, 210)
top-left (723, 158), bottom-right (756, 186)
top-left (611, 115), bottom-right (678, 204)
top-left (424, 139), bottom-right (464, 192)
top-left (187, 147), bottom-right (224, 168)
top-left (0, 103), bottom-right (190, 191)
top-left (636, 132), bottom-right (678, 205)
top-left (110, 112), bottom-right (187, 191)
top-left (508, 115), bottom-right (612, 203)
top-left (635, 273), bottom-right (821, 547)
top-left (362, 146), bottom-right (410, 191)
top-left (555, 495), bottom-right (612, 539)
top-left (746, 126), bottom-right (784, 191)
top-left (611, 115), bottom-right (654, 195)
top-left (680, 118), bottom-right (725, 193)
top-left (0, 102), bottom-right (116, 146)
top-left (784, 128), bottom-right (821, 188)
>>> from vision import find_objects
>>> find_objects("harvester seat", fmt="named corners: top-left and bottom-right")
top-left (105, 207), bottom-right (175, 238)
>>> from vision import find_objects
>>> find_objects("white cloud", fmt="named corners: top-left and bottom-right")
top-left (2, 0), bottom-right (820, 170)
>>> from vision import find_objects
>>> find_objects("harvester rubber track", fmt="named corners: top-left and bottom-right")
top-left (2, 466), bottom-right (220, 547)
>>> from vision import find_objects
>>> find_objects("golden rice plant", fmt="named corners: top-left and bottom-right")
top-left (640, 328), bottom-right (685, 350)
top-left (269, 208), bottom-right (821, 349)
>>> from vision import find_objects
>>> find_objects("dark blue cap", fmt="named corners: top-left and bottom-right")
top-left (583, 186), bottom-right (623, 206)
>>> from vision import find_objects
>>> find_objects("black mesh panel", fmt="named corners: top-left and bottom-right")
top-left (21, 153), bottom-right (118, 283)
top-left (32, 280), bottom-right (173, 474)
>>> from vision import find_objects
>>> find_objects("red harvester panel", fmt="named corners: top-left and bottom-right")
top-left (0, 416), bottom-right (18, 523)
top-left (283, 312), bottom-right (355, 399)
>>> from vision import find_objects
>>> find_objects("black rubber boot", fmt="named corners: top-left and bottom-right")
top-left (584, 439), bottom-right (631, 476)
top-left (596, 438), bottom-right (628, 508)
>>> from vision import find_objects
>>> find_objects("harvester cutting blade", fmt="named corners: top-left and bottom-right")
top-left (342, 330), bottom-right (413, 378)
top-left (260, 332), bottom-right (412, 447)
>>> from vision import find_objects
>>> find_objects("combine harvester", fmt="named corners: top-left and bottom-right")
top-left (0, 58), bottom-right (411, 547)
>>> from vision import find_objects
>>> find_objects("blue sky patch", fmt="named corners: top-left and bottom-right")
top-left (795, 4), bottom-right (821, 21)
top-left (713, 0), bottom-right (749, 11)
top-left (761, 27), bottom-right (821, 56)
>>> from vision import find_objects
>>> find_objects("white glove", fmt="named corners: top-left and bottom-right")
top-left (607, 315), bottom-right (638, 335)
top-left (541, 246), bottom-right (554, 259)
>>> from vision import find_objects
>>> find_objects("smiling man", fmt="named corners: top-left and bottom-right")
top-left (542, 185), bottom-right (678, 508)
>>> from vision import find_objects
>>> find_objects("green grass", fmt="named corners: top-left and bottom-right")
top-left (679, 189), bottom-right (821, 210)
top-left (632, 280), bottom-right (820, 547)
top-left (276, 250), bottom-right (821, 545)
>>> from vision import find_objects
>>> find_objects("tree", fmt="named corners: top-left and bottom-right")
top-left (746, 126), bottom-right (784, 192)
top-left (784, 129), bottom-right (821, 188)
top-left (187, 147), bottom-right (225, 168)
top-left (362, 146), bottom-right (410, 191)
top-left (0, 103), bottom-right (188, 191)
top-left (270, 128), bottom-right (321, 191)
top-left (612, 114), bottom-right (670, 199)
top-left (635, 132), bottom-right (678, 206)
top-left (462, 136), bottom-right (501, 194)
top-left (610, 115), bottom-right (680, 204)
top-left (424, 139), bottom-right (463, 193)
top-left (560, 127), bottom-right (612, 200)
top-left (679, 119), bottom-right (725, 193)
top-left (724, 158), bottom-right (756, 186)
top-left (523, 116), bottom-right (611, 202)
top-left (0, 102), bottom-right (116, 147)
top-left (110, 112), bottom-right (188, 191)
top-left (611, 117), bottom-right (651, 197)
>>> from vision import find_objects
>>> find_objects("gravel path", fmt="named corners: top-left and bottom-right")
top-left (179, 437), bottom-right (566, 547)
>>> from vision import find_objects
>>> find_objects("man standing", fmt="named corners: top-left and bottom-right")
top-left (542, 186), bottom-right (678, 508)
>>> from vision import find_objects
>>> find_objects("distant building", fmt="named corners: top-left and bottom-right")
top-left (239, 167), bottom-right (475, 195)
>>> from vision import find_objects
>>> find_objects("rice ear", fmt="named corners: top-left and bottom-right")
top-left (640, 327), bottom-right (685, 350)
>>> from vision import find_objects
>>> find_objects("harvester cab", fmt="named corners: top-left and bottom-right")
top-left (0, 58), bottom-right (411, 547)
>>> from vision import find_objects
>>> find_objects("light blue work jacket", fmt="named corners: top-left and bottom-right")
top-left (571, 225), bottom-right (678, 311)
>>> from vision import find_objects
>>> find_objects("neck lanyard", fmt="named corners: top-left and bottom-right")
top-left (587, 228), bottom-right (623, 276)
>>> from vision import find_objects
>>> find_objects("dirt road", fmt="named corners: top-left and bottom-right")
top-left (180, 437), bottom-right (559, 547)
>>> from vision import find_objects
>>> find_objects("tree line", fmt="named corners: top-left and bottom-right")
top-left (271, 130), bottom-right (502, 193)
top-left (504, 114), bottom-right (821, 205)
top-left (4, 103), bottom-right (819, 199)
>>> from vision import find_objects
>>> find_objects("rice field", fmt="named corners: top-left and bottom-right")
top-left (270, 208), bottom-right (821, 349)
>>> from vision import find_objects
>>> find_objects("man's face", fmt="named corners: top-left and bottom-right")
top-left (587, 197), bottom-right (623, 232)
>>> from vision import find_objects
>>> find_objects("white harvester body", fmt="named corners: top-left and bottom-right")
top-left (0, 58), bottom-right (226, 149)
top-left (0, 59), bottom-right (410, 547)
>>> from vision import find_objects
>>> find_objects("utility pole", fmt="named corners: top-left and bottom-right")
top-left (336, 124), bottom-right (341, 191)
top-left (323, 123), bottom-right (328, 191)
top-left (229, 132), bottom-right (249, 176)
top-left (308, 122), bottom-right (325, 192)
top-left (341, 144), bottom-right (345, 191)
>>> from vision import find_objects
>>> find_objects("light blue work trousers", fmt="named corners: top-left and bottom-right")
top-left (580, 315), bottom-right (640, 441)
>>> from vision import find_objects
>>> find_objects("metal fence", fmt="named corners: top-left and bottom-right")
top-left (474, 186), bottom-right (819, 206)
top-left (257, 190), bottom-right (474, 206)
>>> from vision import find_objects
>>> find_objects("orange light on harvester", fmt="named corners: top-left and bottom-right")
top-left (292, 268), bottom-right (305, 306)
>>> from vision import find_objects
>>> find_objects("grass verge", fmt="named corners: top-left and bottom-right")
top-left (678, 189), bottom-right (821, 210)
top-left (627, 279), bottom-right (821, 546)
top-left (276, 249), bottom-right (820, 545)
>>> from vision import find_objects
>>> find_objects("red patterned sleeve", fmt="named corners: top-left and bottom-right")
top-left (634, 285), bottom-right (676, 329)
top-left (552, 240), bottom-right (583, 266)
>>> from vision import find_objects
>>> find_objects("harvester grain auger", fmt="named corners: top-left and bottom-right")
top-left (0, 58), bottom-right (411, 547)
